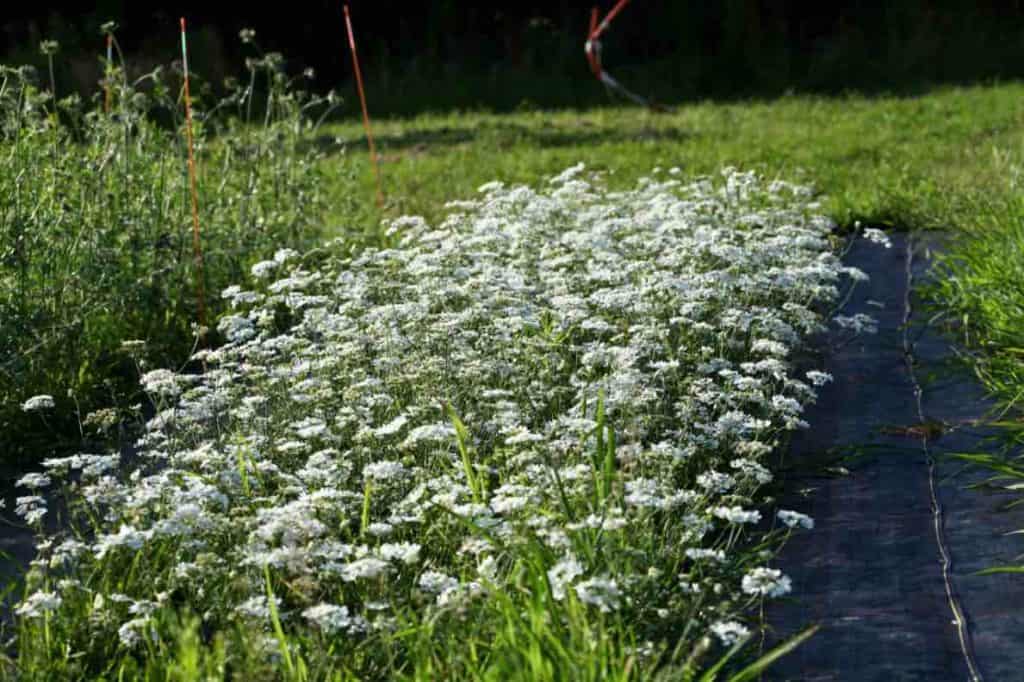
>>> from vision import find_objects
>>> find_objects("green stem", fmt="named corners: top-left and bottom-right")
top-left (361, 480), bottom-right (372, 536)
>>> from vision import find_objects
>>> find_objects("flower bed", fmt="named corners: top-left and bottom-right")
top-left (12, 166), bottom-right (861, 679)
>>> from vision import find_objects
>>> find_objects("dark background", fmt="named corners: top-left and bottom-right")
top-left (5, 1), bottom-right (1024, 114)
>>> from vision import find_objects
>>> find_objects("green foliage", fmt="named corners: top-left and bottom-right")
top-left (0, 34), bottom-right (348, 463)
top-left (932, 195), bottom-right (1024, 408)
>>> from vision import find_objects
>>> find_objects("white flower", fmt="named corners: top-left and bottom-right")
top-left (128, 600), bottom-right (158, 617)
top-left (120, 339), bottom-right (146, 355)
top-left (504, 427), bottom-right (544, 445)
top-left (711, 621), bottom-right (750, 646)
top-left (730, 458), bottom-right (773, 484)
top-left (274, 248), bottom-right (299, 264)
top-left (235, 595), bottom-right (278, 620)
top-left (777, 509), bottom-right (814, 529)
top-left (379, 542), bottom-right (421, 564)
top-left (363, 461), bottom-right (407, 483)
top-left (697, 471), bottom-right (735, 494)
top-left (751, 339), bottom-right (789, 357)
top-left (16, 472), bottom-right (51, 489)
top-left (218, 314), bottom-right (257, 343)
top-left (302, 603), bottom-right (366, 634)
top-left (400, 423), bottom-right (456, 449)
top-left (419, 570), bottom-right (458, 595)
top-left (741, 567), bottom-right (792, 598)
top-left (574, 577), bottom-right (622, 613)
top-left (549, 162), bottom-right (586, 185)
top-left (21, 395), bottom-right (55, 412)
top-left (367, 522), bottom-right (394, 537)
top-left (374, 415), bottom-right (408, 438)
top-left (833, 313), bottom-right (877, 335)
top-left (477, 555), bottom-right (499, 581)
top-left (251, 260), bottom-right (277, 278)
top-left (340, 557), bottom-right (391, 582)
top-left (685, 548), bottom-right (725, 563)
top-left (293, 417), bottom-right (328, 440)
top-left (547, 556), bottom-right (584, 600)
top-left (94, 525), bottom-right (150, 559)
top-left (712, 506), bottom-right (762, 525)
top-left (118, 618), bottom-right (151, 647)
top-left (14, 496), bottom-right (47, 524)
top-left (862, 227), bottom-right (892, 249)
top-left (619, 478), bottom-right (661, 509)
top-left (436, 580), bottom-right (484, 608)
top-left (15, 591), bottom-right (61, 618)
top-left (805, 370), bottom-right (833, 387)
top-left (15, 165), bottom-right (851, 665)
top-left (140, 369), bottom-right (180, 398)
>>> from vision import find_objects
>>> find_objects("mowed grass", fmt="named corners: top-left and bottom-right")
top-left (323, 82), bottom-right (1024, 233)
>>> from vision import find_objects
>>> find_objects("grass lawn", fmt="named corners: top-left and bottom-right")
top-left (324, 82), bottom-right (1024, 234)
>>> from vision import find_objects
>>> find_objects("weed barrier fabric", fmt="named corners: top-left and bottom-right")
top-left (910, 235), bottom-right (1024, 681)
top-left (768, 233), bottom-right (1024, 681)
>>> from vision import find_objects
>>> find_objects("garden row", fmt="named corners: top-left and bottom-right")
top-left (8, 166), bottom-right (869, 679)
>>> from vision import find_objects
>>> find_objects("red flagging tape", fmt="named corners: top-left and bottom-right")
top-left (589, 0), bottom-right (633, 42)
top-left (584, 0), bottom-right (668, 111)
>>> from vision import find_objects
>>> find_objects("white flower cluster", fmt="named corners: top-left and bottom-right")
top-left (21, 394), bottom-right (55, 413)
top-left (21, 167), bottom-right (865, 667)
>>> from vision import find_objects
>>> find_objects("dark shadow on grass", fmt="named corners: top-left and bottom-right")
top-left (310, 120), bottom-right (698, 157)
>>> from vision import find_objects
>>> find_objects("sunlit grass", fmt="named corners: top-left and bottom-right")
top-left (320, 82), bottom-right (1024, 233)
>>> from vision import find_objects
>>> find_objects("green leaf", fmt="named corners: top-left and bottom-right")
top-left (728, 625), bottom-right (820, 681)
top-left (447, 403), bottom-right (482, 503)
top-left (264, 564), bottom-right (297, 678)
top-left (974, 565), bottom-right (1024, 576)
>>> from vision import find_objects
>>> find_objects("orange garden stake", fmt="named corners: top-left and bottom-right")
top-left (180, 17), bottom-right (207, 327)
top-left (343, 4), bottom-right (384, 208)
top-left (104, 33), bottom-right (113, 114)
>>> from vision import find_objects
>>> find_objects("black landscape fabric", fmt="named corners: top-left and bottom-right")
top-left (769, 233), bottom-right (1024, 681)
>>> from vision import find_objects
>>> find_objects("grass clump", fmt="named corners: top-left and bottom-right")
top-left (928, 196), bottom-right (1024, 572)
top-left (931, 197), bottom-right (1024, 404)
top-left (7, 166), bottom-right (866, 679)
top-left (0, 33), bottom-right (345, 463)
